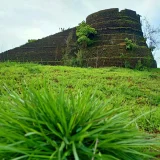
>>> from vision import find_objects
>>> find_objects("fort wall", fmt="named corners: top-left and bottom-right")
top-left (0, 8), bottom-right (157, 68)
top-left (85, 8), bottom-right (156, 68)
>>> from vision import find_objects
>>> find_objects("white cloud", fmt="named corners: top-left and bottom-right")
top-left (20, 28), bottom-right (46, 40)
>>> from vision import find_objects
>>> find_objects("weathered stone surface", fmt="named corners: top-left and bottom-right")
top-left (0, 8), bottom-right (157, 68)
top-left (85, 8), bottom-right (156, 68)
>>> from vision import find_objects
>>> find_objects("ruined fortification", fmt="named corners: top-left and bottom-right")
top-left (0, 8), bottom-right (157, 68)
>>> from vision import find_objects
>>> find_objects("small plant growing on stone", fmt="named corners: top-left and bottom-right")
top-left (28, 39), bottom-right (37, 43)
top-left (135, 59), bottom-right (144, 70)
top-left (120, 53), bottom-right (125, 58)
top-left (76, 21), bottom-right (97, 48)
top-left (124, 60), bottom-right (131, 68)
top-left (125, 38), bottom-right (138, 50)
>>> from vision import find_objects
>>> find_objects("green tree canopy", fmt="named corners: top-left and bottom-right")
top-left (76, 21), bottom-right (97, 48)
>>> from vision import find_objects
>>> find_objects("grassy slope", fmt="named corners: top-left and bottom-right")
top-left (0, 62), bottom-right (160, 132)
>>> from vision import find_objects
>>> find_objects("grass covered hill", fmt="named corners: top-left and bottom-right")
top-left (0, 62), bottom-right (160, 159)
top-left (0, 62), bottom-right (160, 133)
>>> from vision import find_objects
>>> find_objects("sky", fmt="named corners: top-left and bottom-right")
top-left (0, 0), bottom-right (160, 67)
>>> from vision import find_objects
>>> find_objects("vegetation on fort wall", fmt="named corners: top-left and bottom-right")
top-left (62, 21), bottom-right (97, 67)
top-left (125, 38), bottom-right (138, 50)
top-left (28, 39), bottom-right (37, 43)
top-left (76, 21), bottom-right (97, 48)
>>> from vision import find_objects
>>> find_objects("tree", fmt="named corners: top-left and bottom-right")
top-left (76, 21), bottom-right (97, 48)
top-left (141, 17), bottom-right (160, 52)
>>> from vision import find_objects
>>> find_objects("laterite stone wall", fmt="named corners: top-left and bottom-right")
top-left (85, 8), bottom-right (156, 68)
top-left (0, 8), bottom-right (157, 68)
top-left (0, 28), bottom-right (76, 65)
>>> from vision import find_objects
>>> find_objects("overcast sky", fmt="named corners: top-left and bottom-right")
top-left (0, 0), bottom-right (160, 67)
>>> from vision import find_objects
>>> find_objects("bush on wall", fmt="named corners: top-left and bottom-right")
top-left (125, 38), bottom-right (138, 50)
top-left (28, 39), bottom-right (37, 43)
top-left (76, 21), bottom-right (97, 48)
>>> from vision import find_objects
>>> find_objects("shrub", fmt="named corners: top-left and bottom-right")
top-left (0, 85), bottom-right (159, 159)
top-left (125, 38), bottom-right (138, 50)
top-left (76, 21), bottom-right (97, 48)
top-left (62, 53), bottom-right (73, 66)
top-left (135, 59), bottom-right (148, 71)
top-left (124, 60), bottom-right (131, 68)
top-left (74, 50), bottom-right (84, 67)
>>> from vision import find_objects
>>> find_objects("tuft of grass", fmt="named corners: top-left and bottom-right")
top-left (0, 85), bottom-right (159, 159)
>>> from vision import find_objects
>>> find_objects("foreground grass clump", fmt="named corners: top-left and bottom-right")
top-left (0, 85), bottom-right (159, 159)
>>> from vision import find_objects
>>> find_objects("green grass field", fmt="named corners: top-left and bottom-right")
top-left (0, 62), bottom-right (160, 159)
top-left (0, 62), bottom-right (160, 133)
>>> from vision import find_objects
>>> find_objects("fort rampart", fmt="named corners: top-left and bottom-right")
top-left (0, 8), bottom-right (157, 68)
